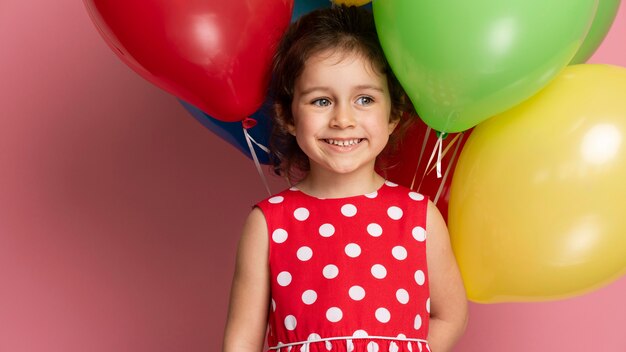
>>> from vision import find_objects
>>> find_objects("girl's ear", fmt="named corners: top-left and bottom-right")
top-left (388, 117), bottom-right (400, 135)
top-left (276, 103), bottom-right (297, 136)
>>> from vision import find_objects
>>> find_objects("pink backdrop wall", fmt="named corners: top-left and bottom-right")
top-left (1, 1), bottom-right (625, 351)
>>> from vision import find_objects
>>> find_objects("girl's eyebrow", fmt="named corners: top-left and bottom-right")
top-left (354, 84), bottom-right (385, 93)
top-left (298, 86), bottom-right (330, 96)
top-left (298, 84), bottom-right (384, 96)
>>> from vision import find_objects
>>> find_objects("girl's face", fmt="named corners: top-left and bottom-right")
top-left (289, 50), bottom-right (398, 177)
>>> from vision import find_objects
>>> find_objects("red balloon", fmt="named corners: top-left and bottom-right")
top-left (83, 0), bottom-right (294, 122)
top-left (379, 120), bottom-right (470, 221)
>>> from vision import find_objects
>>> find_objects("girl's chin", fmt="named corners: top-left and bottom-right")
top-left (317, 162), bottom-right (376, 176)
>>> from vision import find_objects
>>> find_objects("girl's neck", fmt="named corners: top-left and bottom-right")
top-left (295, 168), bottom-right (385, 199)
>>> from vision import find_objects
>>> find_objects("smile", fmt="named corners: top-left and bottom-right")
top-left (323, 138), bottom-right (364, 147)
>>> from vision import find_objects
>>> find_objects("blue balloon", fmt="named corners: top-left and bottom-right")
top-left (179, 99), bottom-right (273, 165)
top-left (292, 0), bottom-right (331, 21)
top-left (292, 0), bottom-right (372, 21)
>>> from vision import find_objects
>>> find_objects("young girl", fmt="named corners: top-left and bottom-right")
top-left (223, 6), bottom-right (467, 352)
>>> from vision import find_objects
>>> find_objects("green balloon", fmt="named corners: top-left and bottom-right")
top-left (570, 0), bottom-right (621, 64)
top-left (373, 0), bottom-right (599, 133)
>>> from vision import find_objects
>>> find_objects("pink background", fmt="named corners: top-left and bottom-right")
top-left (1, 1), bottom-right (625, 351)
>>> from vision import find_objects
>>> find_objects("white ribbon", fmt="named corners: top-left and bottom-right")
top-left (410, 126), bottom-right (432, 190)
top-left (417, 133), bottom-right (444, 193)
top-left (433, 132), bottom-right (464, 205)
top-left (242, 123), bottom-right (271, 196)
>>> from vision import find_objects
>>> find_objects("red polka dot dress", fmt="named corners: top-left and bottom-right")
top-left (256, 181), bottom-right (431, 352)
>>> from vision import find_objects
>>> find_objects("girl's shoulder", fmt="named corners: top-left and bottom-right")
top-left (255, 186), bottom-right (300, 207)
top-left (378, 181), bottom-right (430, 207)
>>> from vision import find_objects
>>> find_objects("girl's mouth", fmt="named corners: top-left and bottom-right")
top-left (322, 138), bottom-right (364, 147)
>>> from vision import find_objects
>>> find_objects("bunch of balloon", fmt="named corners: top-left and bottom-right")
top-left (372, 0), bottom-right (626, 304)
top-left (448, 64), bottom-right (626, 303)
top-left (445, 0), bottom-right (623, 303)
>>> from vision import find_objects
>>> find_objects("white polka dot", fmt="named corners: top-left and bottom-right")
top-left (367, 341), bottom-right (380, 352)
top-left (408, 341), bottom-right (413, 352)
top-left (302, 290), bottom-right (317, 305)
top-left (341, 204), bottom-right (357, 217)
top-left (326, 307), bottom-right (343, 322)
top-left (289, 186), bottom-right (298, 191)
top-left (397, 333), bottom-right (407, 339)
top-left (390, 342), bottom-right (399, 352)
top-left (307, 333), bottom-right (321, 341)
top-left (268, 196), bottom-right (284, 204)
top-left (277, 271), bottom-right (292, 286)
top-left (345, 243), bottom-right (361, 258)
top-left (347, 340), bottom-right (354, 352)
top-left (364, 191), bottom-right (378, 198)
top-left (408, 192), bottom-right (424, 201)
top-left (375, 307), bottom-right (391, 323)
top-left (412, 226), bottom-right (426, 242)
top-left (294, 207), bottom-right (310, 221)
top-left (371, 264), bottom-right (387, 279)
top-left (319, 223), bottom-right (335, 237)
top-left (426, 297), bottom-right (431, 313)
top-left (392, 246), bottom-right (407, 260)
top-left (271, 299), bottom-right (276, 311)
top-left (387, 206), bottom-right (403, 220)
top-left (325, 340), bottom-right (332, 350)
top-left (272, 229), bottom-right (288, 243)
top-left (366, 223), bottom-right (383, 237)
top-left (414, 314), bottom-right (423, 330)
top-left (396, 289), bottom-right (409, 304)
top-left (323, 264), bottom-right (339, 279)
top-left (297, 246), bottom-right (313, 261)
top-left (353, 330), bottom-right (368, 338)
top-left (285, 315), bottom-right (297, 330)
top-left (414, 270), bottom-right (426, 285)
top-left (348, 286), bottom-right (366, 301)
top-left (385, 180), bottom-right (398, 187)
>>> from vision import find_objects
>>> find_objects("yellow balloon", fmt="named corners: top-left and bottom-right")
top-left (449, 64), bottom-right (626, 303)
top-left (332, 0), bottom-right (371, 6)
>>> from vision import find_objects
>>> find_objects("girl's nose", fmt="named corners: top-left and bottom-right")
top-left (330, 104), bottom-right (356, 128)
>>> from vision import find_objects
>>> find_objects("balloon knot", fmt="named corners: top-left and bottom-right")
top-left (242, 117), bottom-right (257, 129)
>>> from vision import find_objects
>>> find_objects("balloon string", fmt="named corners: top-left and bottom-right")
top-left (245, 133), bottom-right (270, 153)
top-left (410, 126), bottom-right (432, 190)
top-left (437, 134), bottom-right (443, 178)
top-left (418, 134), bottom-right (444, 192)
top-left (434, 132), bottom-right (464, 205)
top-left (426, 133), bottom-right (461, 175)
top-left (243, 121), bottom-right (271, 196)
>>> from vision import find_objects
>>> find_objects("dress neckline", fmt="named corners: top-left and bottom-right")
top-left (290, 180), bottom-right (396, 200)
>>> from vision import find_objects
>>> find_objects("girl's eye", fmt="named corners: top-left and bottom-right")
top-left (356, 96), bottom-right (374, 106)
top-left (312, 98), bottom-right (331, 107)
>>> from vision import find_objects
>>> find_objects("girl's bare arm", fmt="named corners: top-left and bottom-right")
top-left (425, 201), bottom-right (468, 351)
top-left (223, 208), bottom-right (271, 352)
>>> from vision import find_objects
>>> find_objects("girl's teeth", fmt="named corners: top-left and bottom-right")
top-left (326, 139), bottom-right (361, 146)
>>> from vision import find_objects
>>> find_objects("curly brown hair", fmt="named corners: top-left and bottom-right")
top-left (270, 5), bottom-right (417, 183)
